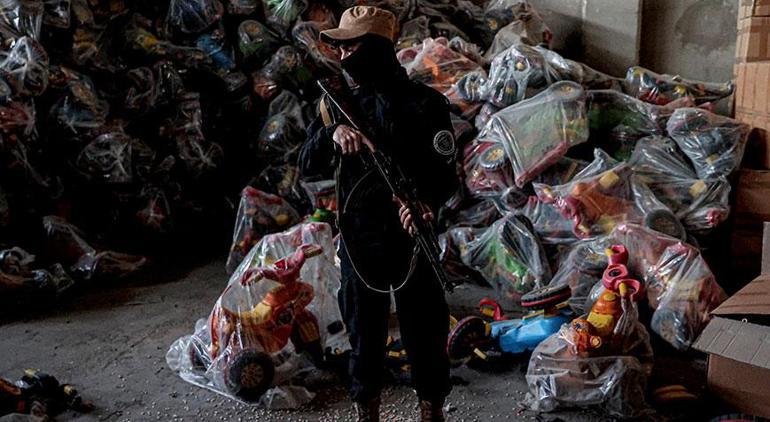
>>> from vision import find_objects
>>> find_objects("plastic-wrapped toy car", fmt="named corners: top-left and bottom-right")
top-left (447, 284), bottom-right (573, 366)
top-left (482, 81), bottom-right (588, 187)
top-left (526, 245), bottom-right (654, 418)
top-left (455, 213), bottom-right (551, 308)
top-left (478, 43), bottom-right (560, 108)
top-left (238, 20), bottom-right (282, 68)
top-left (193, 244), bottom-right (324, 401)
top-left (168, 222), bottom-right (345, 408)
top-left (623, 66), bottom-right (734, 105)
top-left (666, 107), bottom-right (750, 179)
top-left (630, 136), bottom-right (731, 233)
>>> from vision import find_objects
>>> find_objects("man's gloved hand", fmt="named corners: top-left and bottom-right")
top-left (333, 124), bottom-right (375, 155)
top-left (394, 196), bottom-right (434, 236)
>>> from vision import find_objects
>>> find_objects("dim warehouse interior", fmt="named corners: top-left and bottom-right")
top-left (1, 0), bottom-right (769, 421)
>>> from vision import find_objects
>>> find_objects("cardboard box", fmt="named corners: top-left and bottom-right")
top-left (736, 17), bottom-right (770, 62)
top-left (740, 0), bottom-right (770, 20)
top-left (735, 62), bottom-right (770, 113)
top-left (730, 170), bottom-right (770, 278)
top-left (694, 227), bottom-right (770, 418)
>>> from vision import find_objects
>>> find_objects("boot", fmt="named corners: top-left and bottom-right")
top-left (353, 397), bottom-right (381, 422)
top-left (419, 399), bottom-right (445, 422)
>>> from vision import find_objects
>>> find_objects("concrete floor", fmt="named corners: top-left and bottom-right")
top-left (0, 258), bottom-right (725, 421)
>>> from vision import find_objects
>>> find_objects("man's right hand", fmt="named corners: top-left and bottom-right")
top-left (333, 124), bottom-right (375, 155)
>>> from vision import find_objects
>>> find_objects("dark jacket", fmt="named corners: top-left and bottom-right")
top-left (298, 70), bottom-right (458, 285)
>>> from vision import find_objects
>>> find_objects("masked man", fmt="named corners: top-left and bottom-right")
top-left (298, 6), bottom-right (459, 422)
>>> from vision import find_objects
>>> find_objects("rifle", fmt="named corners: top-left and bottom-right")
top-left (317, 77), bottom-right (454, 293)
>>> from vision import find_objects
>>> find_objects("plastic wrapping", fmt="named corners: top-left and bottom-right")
top-left (256, 113), bottom-right (304, 161)
top-left (548, 224), bottom-right (725, 349)
top-left (238, 20), bottom-right (282, 67)
top-left (300, 179), bottom-right (336, 212)
top-left (136, 186), bottom-right (173, 234)
top-left (666, 107), bottom-right (750, 179)
top-left (196, 29), bottom-right (236, 73)
top-left (252, 45), bottom-right (312, 102)
top-left (0, 36), bottom-right (49, 97)
top-left (538, 48), bottom-right (622, 91)
top-left (75, 132), bottom-right (155, 184)
top-left (167, 0), bottom-right (223, 35)
top-left (49, 76), bottom-right (108, 136)
top-left (291, 20), bottom-right (340, 72)
top-left (455, 213), bottom-right (551, 307)
top-left (447, 36), bottom-right (484, 65)
top-left (533, 148), bottom-right (675, 239)
top-left (587, 90), bottom-right (695, 160)
top-left (226, 187), bottom-right (301, 274)
top-left (397, 16), bottom-right (430, 50)
top-left (478, 43), bottom-right (560, 108)
top-left (265, 0), bottom-right (308, 34)
top-left (482, 81), bottom-right (588, 187)
top-left (168, 222), bottom-right (344, 407)
top-left (397, 37), bottom-right (485, 105)
top-left (254, 164), bottom-right (305, 210)
top-left (483, 13), bottom-right (551, 60)
top-left (42, 216), bottom-right (146, 281)
top-left (462, 137), bottom-right (513, 198)
top-left (526, 288), bottom-right (653, 418)
top-left (0, 0), bottom-right (43, 41)
top-left (227, 0), bottom-right (258, 15)
top-left (623, 66), bottom-right (734, 105)
top-left (630, 136), bottom-right (731, 233)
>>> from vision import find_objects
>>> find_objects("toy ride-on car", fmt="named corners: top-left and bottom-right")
top-left (447, 284), bottom-right (573, 366)
top-left (189, 244), bottom-right (325, 402)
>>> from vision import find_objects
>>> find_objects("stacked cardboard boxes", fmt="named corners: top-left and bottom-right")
top-left (732, 1), bottom-right (770, 280)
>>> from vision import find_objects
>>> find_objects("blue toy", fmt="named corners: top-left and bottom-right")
top-left (447, 284), bottom-right (573, 365)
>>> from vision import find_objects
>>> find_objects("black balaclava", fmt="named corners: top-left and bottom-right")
top-left (341, 34), bottom-right (404, 88)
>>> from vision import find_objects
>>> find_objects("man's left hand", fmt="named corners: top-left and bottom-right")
top-left (394, 196), bottom-right (434, 236)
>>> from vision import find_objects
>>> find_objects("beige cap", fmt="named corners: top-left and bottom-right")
top-left (320, 6), bottom-right (396, 43)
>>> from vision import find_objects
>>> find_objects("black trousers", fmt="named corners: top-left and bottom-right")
top-left (338, 243), bottom-right (451, 403)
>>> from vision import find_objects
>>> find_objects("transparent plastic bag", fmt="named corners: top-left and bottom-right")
top-left (534, 160), bottom-right (645, 239)
top-left (514, 195), bottom-right (578, 247)
top-left (0, 0), bottom-right (43, 40)
top-left (474, 102), bottom-right (499, 130)
top-left (168, 223), bottom-right (344, 406)
top-left (447, 36), bottom-right (484, 65)
top-left (196, 29), bottom-right (236, 73)
top-left (666, 107), bottom-right (750, 179)
top-left (136, 186), bottom-right (173, 234)
top-left (167, 0), bottom-right (223, 34)
top-left (49, 76), bottom-right (108, 136)
top-left (256, 113), bottom-right (304, 161)
top-left (124, 67), bottom-right (158, 114)
top-left (75, 132), bottom-right (155, 184)
top-left (623, 66), bottom-right (734, 105)
top-left (526, 296), bottom-right (653, 418)
top-left (482, 81), bottom-right (588, 187)
top-left (397, 16), bottom-right (430, 50)
top-left (265, 0), bottom-right (307, 34)
top-left (612, 224), bottom-right (726, 350)
top-left (483, 13), bottom-right (551, 60)
top-left (292, 20), bottom-right (340, 72)
top-left (456, 213), bottom-right (551, 307)
top-left (397, 37), bottom-right (485, 101)
top-left (630, 136), bottom-right (731, 233)
top-left (300, 179), bottom-right (336, 212)
top-left (252, 45), bottom-right (313, 102)
top-left (42, 216), bottom-right (146, 281)
top-left (462, 137), bottom-right (513, 198)
top-left (225, 187), bottom-right (301, 274)
top-left (238, 20), bottom-right (281, 66)
top-left (0, 36), bottom-right (49, 97)
top-left (254, 164), bottom-right (305, 209)
top-left (586, 90), bottom-right (695, 160)
top-left (227, 0), bottom-right (258, 15)
top-left (538, 47), bottom-right (621, 90)
top-left (480, 43), bottom-right (561, 108)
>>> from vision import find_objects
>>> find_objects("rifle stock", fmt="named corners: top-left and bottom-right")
top-left (317, 78), bottom-right (454, 293)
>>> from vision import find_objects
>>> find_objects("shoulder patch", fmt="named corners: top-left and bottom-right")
top-left (433, 130), bottom-right (456, 156)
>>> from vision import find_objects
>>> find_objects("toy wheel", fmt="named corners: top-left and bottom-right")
top-left (226, 349), bottom-right (275, 402)
top-left (479, 144), bottom-right (507, 170)
top-left (645, 209), bottom-right (686, 241)
top-left (521, 284), bottom-right (571, 310)
top-left (447, 316), bottom-right (490, 366)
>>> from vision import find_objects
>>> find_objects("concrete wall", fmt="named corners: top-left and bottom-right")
top-left (640, 0), bottom-right (738, 83)
top-left (530, 0), bottom-right (642, 77)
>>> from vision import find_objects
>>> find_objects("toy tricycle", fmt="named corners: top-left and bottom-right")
top-left (190, 244), bottom-right (325, 402)
top-left (447, 284), bottom-right (573, 366)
